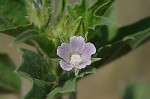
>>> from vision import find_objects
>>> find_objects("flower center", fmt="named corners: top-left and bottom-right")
top-left (70, 54), bottom-right (82, 66)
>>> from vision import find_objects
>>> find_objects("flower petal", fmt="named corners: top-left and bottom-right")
top-left (81, 43), bottom-right (96, 61)
top-left (60, 60), bottom-right (73, 71)
top-left (76, 60), bottom-right (91, 69)
top-left (57, 43), bottom-right (70, 62)
top-left (70, 36), bottom-right (85, 54)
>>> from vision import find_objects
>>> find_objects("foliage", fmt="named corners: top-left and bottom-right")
top-left (0, 0), bottom-right (149, 99)
top-left (0, 0), bottom-right (28, 30)
top-left (0, 53), bottom-right (21, 93)
top-left (123, 81), bottom-right (150, 99)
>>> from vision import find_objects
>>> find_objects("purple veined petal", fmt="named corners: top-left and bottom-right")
top-left (57, 43), bottom-right (70, 62)
top-left (70, 36), bottom-right (85, 54)
top-left (81, 43), bottom-right (96, 61)
top-left (60, 60), bottom-right (73, 71)
top-left (76, 60), bottom-right (91, 69)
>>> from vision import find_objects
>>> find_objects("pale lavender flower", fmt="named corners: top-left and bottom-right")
top-left (57, 36), bottom-right (96, 71)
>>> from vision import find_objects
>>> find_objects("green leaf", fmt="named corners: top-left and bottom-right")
top-left (91, 17), bottom-right (150, 49)
top-left (0, 24), bottom-right (33, 37)
top-left (24, 79), bottom-right (53, 99)
top-left (11, 29), bottom-right (39, 45)
top-left (79, 67), bottom-right (97, 77)
top-left (16, 48), bottom-right (55, 81)
top-left (32, 35), bottom-right (56, 58)
top-left (92, 28), bottom-right (150, 69)
top-left (68, 0), bottom-right (114, 30)
top-left (92, 0), bottom-right (115, 16)
top-left (46, 78), bottom-right (76, 99)
top-left (90, 17), bottom-right (150, 69)
top-left (0, 24), bottom-right (56, 59)
top-left (7, 26), bottom-right (56, 58)
top-left (0, 0), bottom-right (28, 30)
top-left (123, 81), bottom-right (150, 99)
top-left (47, 67), bottom-right (96, 99)
top-left (134, 82), bottom-right (150, 99)
top-left (0, 53), bottom-right (21, 93)
top-left (123, 29), bottom-right (150, 48)
top-left (67, 0), bottom-right (90, 19)
top-left (123, 84), bottom-right (135, 99)
top-left (16, 48), bottom-right (56, 98)
top-left (111, 16), bottom-right (150, 43)
top-left (89, 25), bottom-right (108, 48)
top-left (2, 25), bottom-right (56, 58)
top-left (85, 16), bottom-right (111, 30)
top-left (84, 0), bottom-right (114, 29)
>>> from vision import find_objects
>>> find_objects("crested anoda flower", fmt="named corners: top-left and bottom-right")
top-left (57, 36), bottom-right (96, 71)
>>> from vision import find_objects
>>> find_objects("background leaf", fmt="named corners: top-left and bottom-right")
top-left (0, 0), bottom-right (28, 30)
top-left (0, 53), bottom-right (21, 93)
top-left (123, 81), bottom-right (150, 99)
top-left (0, 24), bottom-right (33, 37)
top-left (11, 29), bottom-right (39, 45)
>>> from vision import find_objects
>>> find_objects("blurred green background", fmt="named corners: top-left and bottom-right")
top-left (0, 0), bottom-right (150, 99)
